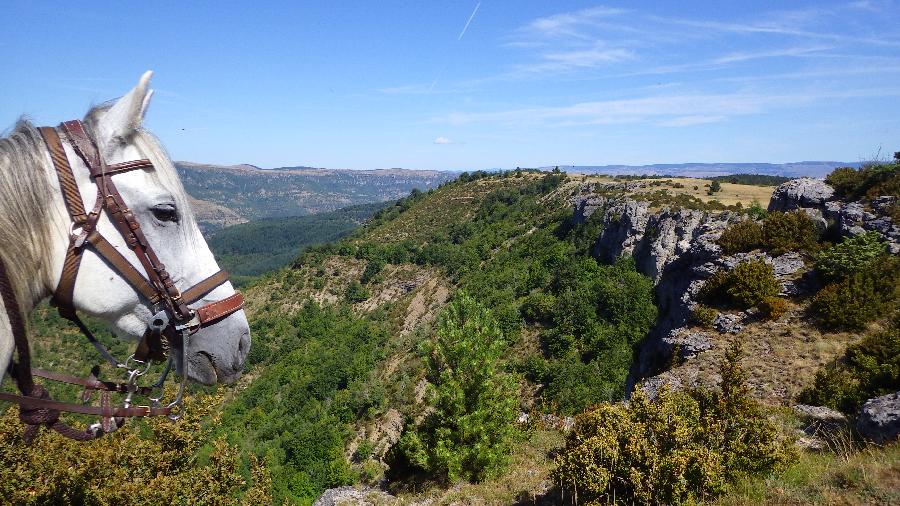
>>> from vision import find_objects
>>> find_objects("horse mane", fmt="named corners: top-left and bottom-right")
top-left (0, 119), bottom-right (60, 316)
top-left (0, 107), bottom-right (203, 320)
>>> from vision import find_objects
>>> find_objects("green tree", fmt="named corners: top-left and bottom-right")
top-left (398, 293), bottom-right (519, 482)
top-left (708, 180), bottom-right (722, 195)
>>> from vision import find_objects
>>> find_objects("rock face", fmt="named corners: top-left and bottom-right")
top-left (573, 193), bottom-right (800, 385)
top-left (768, 177), bottom-right (835, 212)
top-left (313, 486), bottom-right (397, 506)
top-left (572, 177), bottom-right (899, 394)
top-left (768, 178), bottom-right (900, 253)
top-left (857, 392), bottom-right (900, 444)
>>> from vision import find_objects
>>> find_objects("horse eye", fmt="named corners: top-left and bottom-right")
top-left (151, 204), bottom-right (179, 223)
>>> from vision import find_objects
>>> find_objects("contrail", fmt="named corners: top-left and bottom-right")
top-left (458, 2), bottom-right (481, 40)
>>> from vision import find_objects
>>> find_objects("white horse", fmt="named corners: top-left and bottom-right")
top-left (0, 72), bottom-right (249, 385)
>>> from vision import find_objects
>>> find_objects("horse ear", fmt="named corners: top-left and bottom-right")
top-left (100, 71), bottom-right (154, 139)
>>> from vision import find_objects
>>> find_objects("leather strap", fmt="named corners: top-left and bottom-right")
top-left (85, 231), bottom-right (161, 304)
top-left (39, 127), bottom-right (87, 223)
top-left (0, 392), bottom-right (170, 418)
top-left (182, 270), bottom-right (231, 304)
top-left (31, 368), bottom-right (155, 396)
top-left (92, 159), bottom-right (153, 178)
top-left (197, 292), bottom-right (244, 327)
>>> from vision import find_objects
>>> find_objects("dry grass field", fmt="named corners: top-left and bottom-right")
top-left (570, 175), bottom-right (776, 208)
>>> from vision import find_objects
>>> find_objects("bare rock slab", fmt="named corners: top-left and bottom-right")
top-left (856, 391), bottom-right (900, 444)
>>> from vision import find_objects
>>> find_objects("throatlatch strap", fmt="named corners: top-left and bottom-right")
top-left (38, 126), bottom-right (87, 223)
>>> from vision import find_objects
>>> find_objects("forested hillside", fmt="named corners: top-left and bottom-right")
top-left (2, 164), bottom-right (898, 505)
top-left (207, 202), bottom-right (387, 285)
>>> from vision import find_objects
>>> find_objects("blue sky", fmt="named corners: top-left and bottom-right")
top-left (2, 1), bottom-right (899, 170)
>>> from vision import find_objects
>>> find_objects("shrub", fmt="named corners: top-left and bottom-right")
top-left (758, 296), bottom-right (789, 320)
top-left (699, 269), bottom-right (730, 302)
top-left (553, 343), bottom-right (795, 504)
top-left (810, 255), bottom-right (899, 331)
top-left (825, 162), bottom-right (900, 201)
top-left (708, 180), bottom-right (722, 195)
top-left (0, 392), bottom-right (272, 504)
top-left (717, 219), bottom-right (763, 254)
top-left (360, 258), bottom-right (385, 284)
top-left (345, 280), bottom-right (370, 303)
top-left (747, 199), bottom-right (768, 220)
top-left (397, 293), bottom-right (518, 482)
top-left (800, 317), bottom-right (900, 414)
top-left (692, 304), bottom-right (718, 329)
top-left (762, 211), bottom-right (821, 254)
top-left (825, 167), bottom-right (864, 198)
top-left (520, 291), bottom-right (557, 322)
top-left (701, 260), bottom-right (779, 310)
top-left (728, 260), bottom-right (780, 308)
top-left (815, 231), bottom-right (886, 282)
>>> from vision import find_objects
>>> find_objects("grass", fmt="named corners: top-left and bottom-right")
top-left (392, 427), bottom-right (565, 505)
top-left (365, 174), bottom-right (546, 244)
top-left (576, 175), bottom-right (776, 209)
top-left (652, 301), bottom-right (863, 406)
top-left (717, 443), bottom-right (900, 505)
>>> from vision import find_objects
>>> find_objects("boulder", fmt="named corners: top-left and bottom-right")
top-left (793, 404), bottom-right (848, 436)
top-left (770, 252), bottom-right (806, 277)
top-left (714, 312), bottom-right (744, 334)
top-left (663, 329), bottom-right (712, 359)
top-left (314, 486), bottom-right (397, 506)
top-left (768, 178), bottom-right (834, 212)
top-left (856, 391), bottom-right (900, 444)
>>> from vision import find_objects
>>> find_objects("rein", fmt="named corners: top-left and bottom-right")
top-left (0, 120), bottom-right (244, 443)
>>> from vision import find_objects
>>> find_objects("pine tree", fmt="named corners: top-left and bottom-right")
top-left (399, 293), bottom-right (519, 482)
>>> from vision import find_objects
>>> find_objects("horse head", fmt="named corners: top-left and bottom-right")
top-left (50, 72), bottom-right (250, 385)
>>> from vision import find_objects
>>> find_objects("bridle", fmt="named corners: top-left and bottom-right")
top-left (0, 120), bottom-right (244, 443)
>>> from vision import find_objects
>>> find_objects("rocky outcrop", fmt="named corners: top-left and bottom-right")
top-left (573, 177), bottom-right (899, 396)
top-left (573, 193), bottom-right (805, 385)
top-left (313, 486), bottom-right (398, 506)
top-left (768, 177), bottom-right (834, 212)
top-left (856, 391), bottom-right (900, 444)
top-left (792, 404), bottom-right (850, 451)
top-left (768, 178), bottom-right (900, 253)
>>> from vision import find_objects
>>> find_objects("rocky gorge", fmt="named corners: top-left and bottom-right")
top-left (572, 176), bottom-right (900, 440)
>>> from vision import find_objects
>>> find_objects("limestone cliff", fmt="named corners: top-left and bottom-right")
top-left (572, 177), bottom-right (898, 394)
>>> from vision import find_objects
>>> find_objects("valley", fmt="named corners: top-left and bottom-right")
top-left (2, 164), bottom-right (899, 505)
top-left (175, 162), bottom-right (456, 232)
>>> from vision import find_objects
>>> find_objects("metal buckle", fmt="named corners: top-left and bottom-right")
top-left (69, 222), bottom-right (88, 248)
top-left (148, 309), bottom-right (170, 334)
top-left (174, 311), bottom-right (201, 333)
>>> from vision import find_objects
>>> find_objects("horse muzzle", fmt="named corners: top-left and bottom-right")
top-left (184, 309), bottom-right (251, 385)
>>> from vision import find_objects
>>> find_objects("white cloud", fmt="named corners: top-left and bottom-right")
top-left (712, 45), bottom-right (834, 64)
top-left (657, 115), bottom-right (727, 127)
top-left (439, 87), bottom-right (900, 127)
top-left (522, 6), bottom-right (627, 39)
top-left (434, 136), bottom-right (455, 144)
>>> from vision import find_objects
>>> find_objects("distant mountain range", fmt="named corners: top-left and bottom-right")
top-left (177, 160), bottom-right (867, 233)
top-left (175, 162), bottom-right (455, 232)
top-left (549, 161), bottom-right (863, 178)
